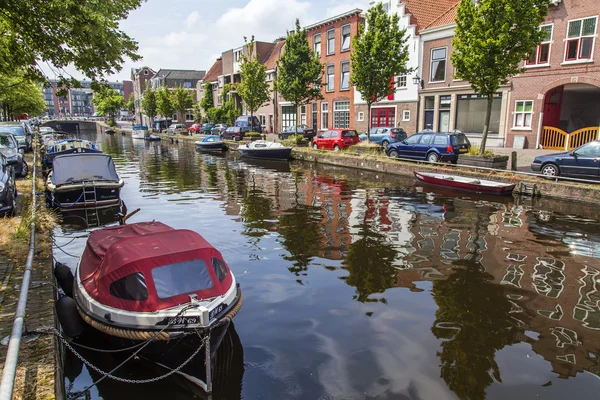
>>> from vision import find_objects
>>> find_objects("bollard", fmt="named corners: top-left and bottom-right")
top-left (511, 151), bottom-right (518, 171)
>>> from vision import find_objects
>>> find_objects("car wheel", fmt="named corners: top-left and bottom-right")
top-left (313, 143), bottom-right (319, 150)
top-left (21, 161), bottom-right (28, 177)
top-left (382, 140), bottom-right (389, 147)
top-left (334, 145), bottom-right (340, 152)
top-left (427, 152), bottom-right (439, 163)
top-left (388, 149), bottom-right (399, 158)
top-left (278, 134), bottom-right (282, 140)
top-left (541, 163), bottom-right (559, 177)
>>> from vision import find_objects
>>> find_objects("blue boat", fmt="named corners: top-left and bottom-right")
top-left (195, 135), bottom-right (226, 152)
top-left (43, 138), bottom-right (101, 171)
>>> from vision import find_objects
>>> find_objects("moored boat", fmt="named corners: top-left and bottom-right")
top-left (237, 140), bottom-right (292, 160)
top-left (414, 171), bottom-right (515, 195)
top-left (195, 135), bottom-right (226, 152)
top-left (43, 138), bottom-right (101, 171)
top-left (45, 153), bottom-right (124, 208)
top-left (132, 125), bottom-right (149, 139)
top-left (105, 128), bottom-right (115, 135)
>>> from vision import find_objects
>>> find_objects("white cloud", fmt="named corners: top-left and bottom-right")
top-left (324, 0), bottom-right (370, 19)
top-left (184, 11), bottom-right (200, 28)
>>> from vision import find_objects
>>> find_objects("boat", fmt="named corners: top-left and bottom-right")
top-left (43, 138), bottom-right (101, 171)
top-left (105, 128), bottom-right (115, 135)
top-left (237, 140), bottom-right (292, 160)
top-left (195, 135), bottom-right (226, 152)
top-left (413, 171), bottom-right (516, 195)
top-left (132, 125), bottom-right (149, 139)
top-left (145, 134), bottom-right (161, 141)
top-left (45, 153), bottom-right (124, 209)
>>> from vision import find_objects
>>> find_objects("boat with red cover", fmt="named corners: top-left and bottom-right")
top-left (414, 171), bottom-right (515, 196)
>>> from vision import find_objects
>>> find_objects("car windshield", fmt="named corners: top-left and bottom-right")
top-left (451, 134), bottom-right (469, 145)
top-left (0, 135), bottom-right (16, 148)
top-left (0, 126), bottom-right (25, 136)
top-left (342, 130), bottom-right (357, 137)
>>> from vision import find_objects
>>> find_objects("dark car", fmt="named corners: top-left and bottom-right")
top-left (0, 122), bottom-right (32, 151)
top-left (0, 133), bottom-right (28, 177)
top-left (200, 123), bottom-right (215, 134)
top-left (359, 127), bottom-right (407, 147)
top-left (531, 140), bottom-right (600, 178)
top-left (386, 131), bottom-right (471, 163)
top-left (211, 124), bottom-right (228, 135)
top-left (278, 125), bottom-right (316, 140)
top-left (0, 153), bottom-right (17, 216)
top-left (222, 126), bottom-right (248, 141)
top-left (312, 129), bottom-right (360, 151)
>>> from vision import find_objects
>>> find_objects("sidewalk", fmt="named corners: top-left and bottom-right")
top-left (490, 147), bottom-right (558, 172)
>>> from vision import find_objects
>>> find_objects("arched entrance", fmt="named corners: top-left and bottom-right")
top-left (540, 83), bottom-right (600, 150)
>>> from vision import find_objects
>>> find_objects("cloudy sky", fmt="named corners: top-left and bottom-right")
top-left (52, 0), bottom-right (372, 82)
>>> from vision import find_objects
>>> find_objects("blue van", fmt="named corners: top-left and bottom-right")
top-left (235, 115), bottom-right (262, 133)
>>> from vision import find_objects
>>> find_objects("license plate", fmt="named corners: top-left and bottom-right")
top-left (209, 303), bottom-right (227, 320)
top-left (167, 316), bottom-right (198, 325)
top-left (459, 148), bottom-right (468, 153)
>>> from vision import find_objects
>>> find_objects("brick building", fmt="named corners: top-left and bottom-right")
top-left (507, 0), bottom-right (600, 149)
top-left (131, 66), bottom-right (155, 125)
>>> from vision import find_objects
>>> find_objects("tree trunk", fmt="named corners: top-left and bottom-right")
top-left (250, 110), bottom-right (254, 133)
top-left (366, 102), bottom-right (372, 141)
top-left (294, 102), bottom-right (299, 137)
top-left (479, 94), bottom-right (493, 154)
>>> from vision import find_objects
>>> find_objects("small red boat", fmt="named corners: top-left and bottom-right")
top-left (414, 171), bottom-right (515, 195)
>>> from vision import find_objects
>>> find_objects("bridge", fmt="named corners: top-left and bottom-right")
top-left (40, 120), bottom-right (98, 134)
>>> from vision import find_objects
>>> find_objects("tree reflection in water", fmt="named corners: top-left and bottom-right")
top-left (240, 175), bottom-right (274, 251)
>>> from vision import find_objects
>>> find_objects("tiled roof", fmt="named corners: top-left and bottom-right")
top-left (262, 39), bottom-right (286, 71)
top-left (423, 1), bottom-right (459, 30)
top-left (403, 0), bottom-right (459, 33)
top-left (202, 59), bottom-right (223, 83)
top-left (155, 69), bottom-right (205, 81)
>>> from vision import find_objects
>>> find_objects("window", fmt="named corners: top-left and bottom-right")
top-left (259, 114), bottom-right (266, 126)
top-left (282, 105), bottom-right (296, 128)
top-left (218, 76), bottom-right (223, 88)
top-left (513, 100), bottom-right (533, 128)
top-left (172, 114), bottom-right (178, 121)
top-left (433, 135), bottom-right (447, 145)
top-left (576, 141), bottom-right (600, 157)
top-left (152, 260), bottom-right (214, 299)
top-left (326, 65), bottom-right (334, 92)
top-left (527, 25), bottom-right (553, 66)
top-left (358, 112), bottom-right (364, 122)
top-left (314, 34), bottom-right (321, 57)
top-left (311, 102), bottom-right (318, 130)
top-left (109, 273), bottom-right (148, 301)
top-left (402, 110), bottom-right (410, 121)
top-left (321, 102), bottom-right (329, 130)
top-left (456, 93), bottom-right (502, 134)
top-left (333, 101), bottom-right (350, 128)
top-left (234, 50), bottom-right (242, 62)
top-left (565, 17), bottom-right (597, 61)
top-left (211, 258), bottom-right (228, 283)
top-left (183, 81), bottom-right (192, 88)
top-left (327, 29), bottom-right (335, 55)
top-left (420, 134), bottom-right (434, 145)
top-left (144, 70), bottom-right (148, 75)
top-left (340, 62), bottom-right (350, 90)
top-left (397, 74), bottom-right (407, 88)
top-left (405, 135), bottom-right (420, 145)
top-left (300, 105), bottom-right (307, 125)
top-left (185, 112), bottom-right (194, 122)
top-left (341, 24), bottom-right (351, 51)
top-left (430, 47), bottom-right (447, 82)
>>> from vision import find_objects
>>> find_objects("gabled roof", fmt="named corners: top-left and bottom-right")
top-left (155, 69), bottom-right (205, 81)
top-left (202, 59), bottom-right (223, 83)
top-left (422, 1), bottom-right (459, 30)
top-left (262, 39), bottom-right (286, 71)
top-left (403, 0), bottom-right (459, 33)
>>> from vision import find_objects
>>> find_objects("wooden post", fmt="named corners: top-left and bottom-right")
top-left (511, 151), bottom-right (517, 171)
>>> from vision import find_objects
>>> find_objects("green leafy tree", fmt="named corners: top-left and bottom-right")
top-left (0, 1), bottom-right (142, 86)
top-left (141, 86), bottom-right (157, 124)
top-left (192, 102), bottom-right (203, 123)
top-left (93, 88), bottom-right (124, 125)
top-left (351, 2), bottom-right (410, 140)
top-left (156, 86), bottom-right (174, 122)
top-left (126, 96), bottom-right (135, 114)
top-left (238, 36), bottom-right (271, 131)
top-left (0, 73), bottom-right (46, 118)
top-left (200, 82), bottom-right (214, 112)
top-left (276, 19), bottom-right (323, 137)
top-left (452, 0), bottom-right (549, 153)
top-left (171, 85), bottom-right (194, 124)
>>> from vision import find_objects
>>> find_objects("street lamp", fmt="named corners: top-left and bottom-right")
top-left (412, 75), bottom-right (421, 85)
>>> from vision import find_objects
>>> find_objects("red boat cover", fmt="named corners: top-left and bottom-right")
top-left (79, 222), bottom-right (233, 312)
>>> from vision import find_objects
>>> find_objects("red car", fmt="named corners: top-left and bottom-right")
top-left (188, 123), bottom-right (202, 133)
top-left (312, 129), bottom-right (360, 151)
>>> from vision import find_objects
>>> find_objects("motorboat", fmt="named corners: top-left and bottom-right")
top-left (45, 153), bottom-right (124, 209)
top-left (195, 135), bottom-right (226, 152)
top-left (145, 134), bottom-right (161, 141)
top-left (43, 138), bottom-right (101, 171)
top-left (413, 171), bottom-right (516, 195)
top-left (132, 125), bottom-right (149, 139)
top-left (237, 140), bottom-right (292, 160)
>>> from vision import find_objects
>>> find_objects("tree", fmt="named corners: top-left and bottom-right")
top-left (276, 19), bottom-right (323, 137)
top-left (200, 82), bottom-right (214, 112)
top-left (156, 86), bottom-right (174, 122)
top-left (141, 86), bottom-right (157, 124)
top-left (192, 102), bottom-right (203, 123)
top-left (0, 73), bottom-right (46, 119)
top-left (171, 85), bottom-right (194, 124)
top-left (93, 88), bottom-right (124, 126)
top-left (0, 1), bottom-right (142, 87)
top-left (238, 36), bottom-right (271, 131)
top-left (351, 2), bottom-right (410, 141)
top-left (452, 0), bottom-right (548, 154)
top-left (126, 96), bottom-right (135, 114)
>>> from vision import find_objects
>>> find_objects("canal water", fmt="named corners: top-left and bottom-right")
top-left (53, 130), bottom-right (600, 399)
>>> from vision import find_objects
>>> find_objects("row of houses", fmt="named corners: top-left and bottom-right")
top-left (132, 0), bottom-right (600, 149)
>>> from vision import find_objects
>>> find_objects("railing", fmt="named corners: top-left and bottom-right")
top-left (541, 126), bottom-right (600, 150)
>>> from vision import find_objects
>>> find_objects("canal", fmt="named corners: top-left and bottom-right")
top-left (53, 129), bottom-right (600, 399)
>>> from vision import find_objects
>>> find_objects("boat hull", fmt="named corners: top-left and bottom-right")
top-left (46, 183), bottom-right (123, 209)
top-left (237, 147), bottom-right (292, 161)
top-left (414, 171), bottom-right (515, 195)
top-left (195, 142), bottom-right (226, 152)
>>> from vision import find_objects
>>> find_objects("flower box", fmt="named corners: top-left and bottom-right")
top-left (457, 155), bottom-right (509, 170)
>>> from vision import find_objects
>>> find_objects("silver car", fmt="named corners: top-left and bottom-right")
top-left (211, 124), bottom-right (228, 135)
top-left (0, 133), bottom-right (27, 177)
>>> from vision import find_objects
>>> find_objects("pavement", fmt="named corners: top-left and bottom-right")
top-left (490, 147), bottom-right (558, 172)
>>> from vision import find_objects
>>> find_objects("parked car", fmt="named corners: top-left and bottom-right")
top-left (0, 133), bottom-right (27, 177)
top-left (166, 124), bottom-right (187, 134)
top-left (222, 126), bottom-right (248, 141)
top-left (0, 153), bottom-right (16, 216)
top-left (0, 122), bottom-right (32, 151)
top-left (200, 123), bottom-right (215, 134)
top-left (312, 129), bottom-right (360, 151)
top-left (359, 127), bottom-right (407, 147)
top-left (188, 123), bottom-right (202, 134)
top-left (531, 140), bottom-right (600, 177)
top-left (386, 131), bottom-right (471, 163)
top-left (211, 124), bottom-right (228, 135)
top-left (278, 125), bottom-right (316, 140)
top-left (235, 115), bottom-right (262, 133)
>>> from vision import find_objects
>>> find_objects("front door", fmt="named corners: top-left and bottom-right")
top-left (561, 141), bottom-right (600, 176)
top-left (312, 103), bottom-right (318, 131)
top-left (439, 111), bottom-right (450, 132)
top-left (424, 111), bottom-right (434, 130)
